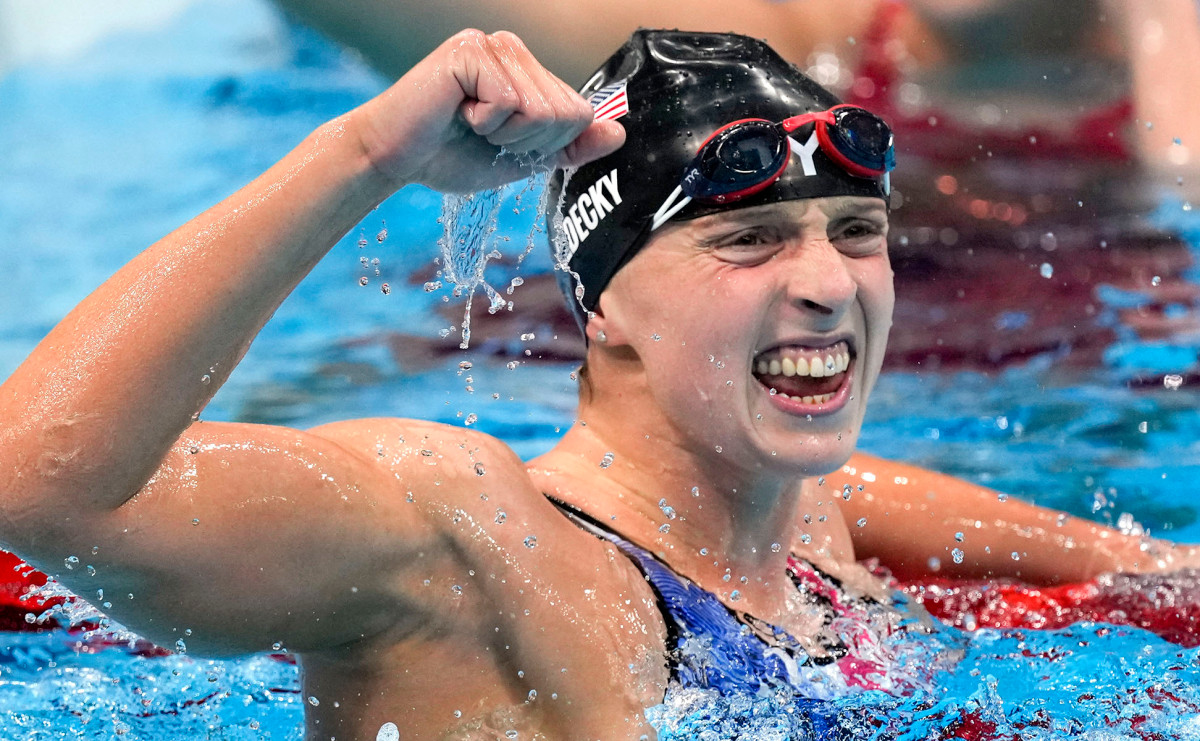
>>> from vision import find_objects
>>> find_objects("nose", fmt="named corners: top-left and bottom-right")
top-left (781, 238), bottom-right (857, 320)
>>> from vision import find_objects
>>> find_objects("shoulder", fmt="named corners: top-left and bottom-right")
top-left (306, 417), bottom-right (589, 554)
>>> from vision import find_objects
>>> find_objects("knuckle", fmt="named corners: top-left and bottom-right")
top-left (489, 30), bottom-right (525, 50)
top-left (454, 28), bottom-right (487, 46)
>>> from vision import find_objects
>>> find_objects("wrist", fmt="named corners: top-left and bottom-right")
top-left (332, 110), bottom-right (412, 203)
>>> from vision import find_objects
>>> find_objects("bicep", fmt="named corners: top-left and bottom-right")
top-left (47, 420), bottom-right (445, 655)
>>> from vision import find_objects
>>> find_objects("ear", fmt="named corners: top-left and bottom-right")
top-left (587, 293), bottom-right (629, 346)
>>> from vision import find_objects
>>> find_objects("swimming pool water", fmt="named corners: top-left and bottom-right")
top-left (4, 1), bottom-right (1200, 738)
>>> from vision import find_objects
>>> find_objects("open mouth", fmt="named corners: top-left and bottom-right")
top-left (752, 340), bottom-right (853, 406)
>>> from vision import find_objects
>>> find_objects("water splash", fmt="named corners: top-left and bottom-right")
top-left (437, 153), bottom-right (571, 348)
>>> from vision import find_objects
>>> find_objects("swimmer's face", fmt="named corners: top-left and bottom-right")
top-left (594, 196), bottom-right (893, 476)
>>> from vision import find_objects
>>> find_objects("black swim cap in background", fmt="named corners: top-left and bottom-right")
top-left (547, 29), bottom-right (892, 329)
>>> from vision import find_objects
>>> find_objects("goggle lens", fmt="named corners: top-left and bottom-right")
top-left (683, 120), bottom-right (788, 200)
top-left (826, 107), bottom-right (895, 173)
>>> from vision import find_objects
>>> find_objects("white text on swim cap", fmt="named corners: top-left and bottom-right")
top-left (563, 169), bottom-right (622, 257)
top-left (789, 132), bottom-right (821, 176)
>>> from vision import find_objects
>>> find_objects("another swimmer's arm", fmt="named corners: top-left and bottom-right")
top-left (1105, 0), bottom-right (1200, 177)
top-left (836, 452), bottom-right (1188, 584)
top-left (271, 0), bottom-right (876, 84)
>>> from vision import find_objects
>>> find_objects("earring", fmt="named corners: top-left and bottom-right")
top-left (596, 330), bottom-right (608, 343)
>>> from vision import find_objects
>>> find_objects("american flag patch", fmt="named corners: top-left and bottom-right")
top-left (588, 80), bottom-right (629, 121)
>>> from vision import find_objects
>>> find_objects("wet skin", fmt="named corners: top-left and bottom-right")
top-left (3, 27), bottom-right (1195, 741)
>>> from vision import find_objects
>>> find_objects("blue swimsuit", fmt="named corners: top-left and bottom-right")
top-left (550, 500), bottom-right (931, 701)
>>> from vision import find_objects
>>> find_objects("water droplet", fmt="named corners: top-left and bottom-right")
top-left (1151, 275), bottom-right (1162, 286)
top-left (506, 731), bottom-right (519, 739)
top-left (952, 548), bottom-right (964, 564)
top-left (494, 509), bottom-right (507, 524)
top-left (651, 333), bottom-right (661, 341)
top-left (1164, 374), bottom-right (1184, 390)
top-left (658, 523), bottom-right (671, 533)
top-left (175, 639), bottom-right (187, 653)
top-left (1011, 551), bottom-right (1021, 561)
top-left (729, 590), bottom-right (741, 601)
top-left (377, 722), bottom-right (400, 741)
top-left (658, 499), bottom-right (677, 519)
top-left (799, 533), bottom-right (811, 544)
top-left (1174, 137), bottom-right (1183, 145)
top-left (1184, 202), bottom-right (1194, 212)
top-left (856, 518), bottom-right (867, 527)
top-left (714, 445), bottom-right (723, 453)
top-left (464, 413), bottom-right (478, 426)
top-left (376, 227), bottom-right (388, 243)
top-left (770, 542), bottom-right (782, 553)
top-left (954, 532), bottom-right (964, 542)
top-left (927, 557), bottom-right (941, 571)
top-left (997, 493), bottom-right (1009, 503)
top-left (86, 565), bottom-right (96, 577)
top-left (1039, 263), bottom-right (1053, 279)
top-left (192, 518), bottom-right (200, 526)
top-left (691, 486), bottom-right (700, 497)
top-left (200, 374), bottom-right (211, 385)
top-left (523, 535), bottom-right (538, 549)
top-left (64, 556), bottom-right (78, 570)
top-left (1138, 420), bottom-right (1148, 433)
top-left (453, 710), bottom-right (462, 719)
top-left (357, 236), bottom-right (368, 249)
top-left (451, 585), bottom-right (462, 597)
top-left (381, 283), bottom-right (391, 294)
top-left (599, 452), bottom-right (614, 468)
top-left (506, 360), bottom-right (520, 370)
top-left (359, 276), bottom-right (369, 286)
top-left (520, 332), bottom-right (535, 341)
top-left (699, 547), bottom-right (709, 556)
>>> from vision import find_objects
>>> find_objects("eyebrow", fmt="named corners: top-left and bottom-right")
top-left (821, 199), bottom-right (888, 221)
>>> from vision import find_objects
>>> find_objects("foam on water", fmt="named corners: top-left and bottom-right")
top-left (647, 619), bottom-right (1200, 740)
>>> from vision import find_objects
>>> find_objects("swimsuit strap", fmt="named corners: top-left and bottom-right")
top-left (546, 497), bottom-right (831, 695)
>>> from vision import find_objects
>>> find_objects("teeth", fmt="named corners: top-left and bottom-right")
top-left (770, 391), bottom-right (836, 405)
top-left (754, 346), bottom-right (853, 379)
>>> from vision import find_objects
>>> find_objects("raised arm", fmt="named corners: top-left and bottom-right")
top-left (0, 30), bottom-right (620, 653)
top-left (835, 452), bottom-right (1194, 585)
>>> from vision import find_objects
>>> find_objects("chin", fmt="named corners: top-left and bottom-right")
top-left (757, 427), bottom-right (862, 479)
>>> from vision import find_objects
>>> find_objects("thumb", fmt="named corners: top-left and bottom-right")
top-left (559, 120), bottom-right (626, 169)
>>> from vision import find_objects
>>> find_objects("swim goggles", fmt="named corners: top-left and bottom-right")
top-left (651, 105), bottom-right (895, 230)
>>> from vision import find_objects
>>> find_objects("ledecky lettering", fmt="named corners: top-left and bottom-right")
top-left (563, 169), bottom-right (622, 255)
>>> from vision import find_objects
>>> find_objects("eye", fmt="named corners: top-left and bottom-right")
top-left (709, 228), bottom-right (783, 264)
top-left (831, 219), bottom-right (887, 255)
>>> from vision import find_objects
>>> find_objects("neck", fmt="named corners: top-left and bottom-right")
top-left (530, 399), bottom-right (822, 608)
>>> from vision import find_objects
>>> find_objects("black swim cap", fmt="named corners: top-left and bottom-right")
top-left (548, 30), bottom-right (892, 329)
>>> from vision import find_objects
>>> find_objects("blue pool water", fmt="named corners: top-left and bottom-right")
top-left (4, 1), bottom-right (1200, 738)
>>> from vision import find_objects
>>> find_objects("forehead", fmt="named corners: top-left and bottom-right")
top-left (687, 196), bottom-right (888, 229)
